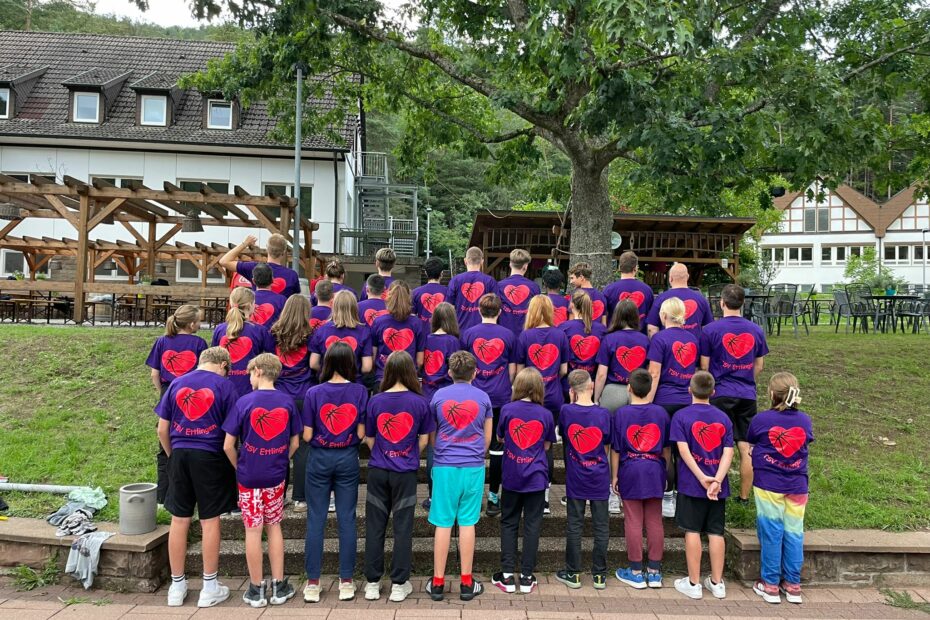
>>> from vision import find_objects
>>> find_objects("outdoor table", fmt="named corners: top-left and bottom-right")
top-left (864, 294), bottom-right (919, 333)
top-left (743, 293), bottom-right (771, 323)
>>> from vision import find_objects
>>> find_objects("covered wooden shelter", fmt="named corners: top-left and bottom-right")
top-left (469, 210), bottom-right (756, 285)
top-left (0, 174), bottom-right (320, 323)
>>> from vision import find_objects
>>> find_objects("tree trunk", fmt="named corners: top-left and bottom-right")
top-left (567, 160), bottom-right (614, 287)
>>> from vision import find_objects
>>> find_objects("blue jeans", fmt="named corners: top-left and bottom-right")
top-left (304, 446), bottom-right (359, 580)
top-left (755, 487), bottom-right (807, 585)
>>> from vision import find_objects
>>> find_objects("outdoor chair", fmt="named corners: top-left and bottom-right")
top-left (760, 284), bottom-right (801, 337)
top-left (791, 288), bottom-right (814, 335)
top-left (896, 299), bottom-right (930, 334)
top-left (707, 284), bottom-right (725, 319)
top-left (846, 284), bottom-right (890, 333)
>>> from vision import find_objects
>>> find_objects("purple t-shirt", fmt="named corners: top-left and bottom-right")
top-left (602, 279), bottom-right (654, 332)
top-left (700, 316), bottom-right (769, 400)
top-left (302, 381), bottom-right (368, 448)
top-left (747, 408), bottom-right (814, 494)
top-left (572, 287), bottom-right (609, 323)
top-left (498, 275), bottom-right (541, 336)
top-left (548, 293), bottom-right (570, 327)
top-left (365, 391), bottom-right (435, 473)
top-left (252, 289), bottom-right (287, 328)
top-left (311, 281), bottom-right (356, 306)
top-left (155, 369), bottom-right (238, 452)
top-left (372, 315), bottom-right (426, 380)
top-left (236, 261), bottom-right (301, 298)
top-left (647, 288), bottom-right (714, 333)
top-left (461, 323), bottom-right (515, 408)
top-left (516, 327), bottom-right (570, 411)
top-left (611, 403), bottom-right (669, 499)
top-left (309, 305), bottom-right (331, 330)
top-left (422, 333), bottom-right (461, 399)
top-left (498, 400), bottom-right (556, 493)
top-left (146, 333), bottom-right (208, 385)
top-left (274, 335), bottom-right (314, 400)
top-left (596, 329), bottom-right (650, 385)
top-left (309, 322), bottom-right (372, 374)
top-left (430, 382), bottom-right (493, 467)
top-left (647, 327), bottom-right (699, 406)
top-left (412, 282), bottom-right (448, 323)
top-left (360, 275), bottom-right (394, 302)
top-left (560, 319), bottom-right (608, 383)
top-left (448, 271), bottom-right (499, 332)
top-left (358, 298), bottom-right (388, 328)
top-left (559, 403), bottom-right (611, 500)
top-left (212, 321), bottom-right (275, 397)
top-left (670, 403), bottom-right (734, 499)
top-left (223, 389), bottom-right (301, 489)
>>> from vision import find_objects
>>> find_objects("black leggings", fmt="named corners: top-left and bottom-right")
top-left (662, 403), bottom-right (687, 492)
top-left (488, 407), bottom-right (503, 496)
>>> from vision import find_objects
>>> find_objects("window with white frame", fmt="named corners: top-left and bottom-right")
top-left (207, 99), bottom-right (232, 129)
top-left (764, 246), bottom-right (813, 266)
top-left (73, 92), bottom-right (100, 123)
top-left (140, 94), bottom-right (167, 126)
top-left (884, 245), bottom-right (913, 265)
top-left (916, 245), bottom-right (925, 262)
top-left (0, 88), bottom-right (10, 119)
top-left (94, 258), bottom-right (130, 280)
top-left (804, 202), bottom-right (830, 233)
top-left (176, 259), bottom-right (225, 283)
top-left (0, 249), bottom-right (25, 277)
top-left (262, 183), bottom-right (313, 221)
top-left (91, 176), bottom-right (141, 189)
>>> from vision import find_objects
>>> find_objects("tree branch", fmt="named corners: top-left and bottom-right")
top-left (842, 33), bottom-right (930, 83)
top-left (396, 90), bottom-right (536, 144)
top-left (506, 0), bottom-right (529, 30)
top-left (691, 97), bottom-right (768, 127)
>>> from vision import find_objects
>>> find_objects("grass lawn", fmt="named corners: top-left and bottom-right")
top-left (0, 324), bottom-right (928, 531)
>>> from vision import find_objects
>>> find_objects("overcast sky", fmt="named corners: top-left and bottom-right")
top-left (93, 0), bottom-right (205, 28)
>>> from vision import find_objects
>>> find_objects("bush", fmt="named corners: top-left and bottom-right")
top-left (844, 248), bottom-right (908, 290)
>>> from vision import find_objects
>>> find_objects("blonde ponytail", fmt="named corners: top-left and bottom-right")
top-left (571, 289), bottom-right (593, 334)
top-left (769, 372), bottom-right (802, 411)
top-left (226, 287), bottom-right (255, 340)
top-left (166, 304), bottom-right (200, 337)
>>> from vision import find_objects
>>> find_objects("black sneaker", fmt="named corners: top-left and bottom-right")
top-left (492, 572), bottom-right (515, 593)
top-left (555, 570), bottom-right (581, 589)
top-left (519, 574), bottom-right (538, 594)
top-left (270, 577), bottom-right (295, 605)
top-left (486, 499), bottom-right (501, 517)
top-left (242, 581), bottom-right (267, 608)
top-left (543, 501), bottom-right (551, 515)
top-left (422, 498), bottom-right (431, 511)
top-left (460, 578), bottom-right (483, 601)
top-left (425, 578), bottom-right (444, 601)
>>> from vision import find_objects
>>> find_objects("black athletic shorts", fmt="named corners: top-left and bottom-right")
top-left (661, 403), bottom-right (688, 417)
top-left (675, 492), bottom-right (726, 536)
top-left (710, 396), bottom-right (757, 443)
top-left (165, 448), bottom-right (236, 520)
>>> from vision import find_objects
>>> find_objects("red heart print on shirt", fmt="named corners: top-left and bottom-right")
top-left (325, 335), bottom-right (358, 351)
top-left (320, 403), bottom-right (358, 436)
top-left (383, 327), bottom-right (414, 351)
top-left (251, 303), bottom-right (274, 325)
top-left (176, 387), bottom-right (214, 422)
top-left (442, 400), bottom-right (479, 430)
top-left (528, 343), bottom-right (559, 370)
top-left (461, 281), bottom-right (485, 303)
top-left (503, 284), bottom-right (530, 306)
top-left (220, 335), bottom-right (253, 364)
top-left (768, 426), bottom-right (806, 458)
top-left (162, 349), bottom-right (197, 377)
top-left (309, 317), bottom-right (327, 329)
top-left (683, 299), bottom-right (698, 320)
top-left (723, 332), bottom-right (755, 359)
top-left (627, 423), bottom-right (660, 452)
top-left (473, 338), bottom-right (505, 365)
top-left (691, 421), bottom-right (726, 452)
top-left (619, 291), bottom-right (645, 308)
top-left (570, 335), bottom-right (600, 361)
top-left (270, 277), bottom-right (287, 294)
top-left (424, 350), bottom-right (445, 376)
top-left (364, 308), bottom-right (388, 326)
top-left (568, 423), bottom-right (603, 454)
top-left (420, 293), bottom-right (445, 313)
top-left (377, 412), bottom-right (414, 443)
top-left (672, 341), bottom-right (697, 368)
top-left (276, 345), bottom-right (307, 368)
top-left (509, 418), bottom-right (544, 450)
top-left (592, 300), bottom-right (605, 320)
top-left (553, 306), bottom-right (568, 325)
top-left (251, 407), bottom-right (289, 441)
top-left (615, 346), bottom-right (647, 373)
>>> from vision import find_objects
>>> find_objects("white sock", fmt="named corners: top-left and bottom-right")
top-left (203, 571), bottom-right (218, 592)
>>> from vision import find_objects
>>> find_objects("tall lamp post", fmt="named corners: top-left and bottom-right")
top-left (292, 63), bottom-right (305, 274)
top-left (425, 207), bottom-right (432, 258)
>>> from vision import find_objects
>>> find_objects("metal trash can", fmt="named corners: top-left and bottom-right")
top-left (119, 482), bottom-right (157, 535)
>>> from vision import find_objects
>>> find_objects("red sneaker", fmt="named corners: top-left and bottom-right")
top-left (753, 580), bottom-right (781, 604)
top-left (780, 581), bottom-right (802, 604)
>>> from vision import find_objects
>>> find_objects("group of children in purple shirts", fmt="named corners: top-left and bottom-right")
top-left (147, 240), bottom-right (814, 610)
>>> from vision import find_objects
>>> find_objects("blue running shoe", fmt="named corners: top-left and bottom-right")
top-left (615, 567), bottom-right (647, 589)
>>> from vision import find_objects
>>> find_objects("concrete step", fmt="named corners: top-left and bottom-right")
top-left (217, 484), bottom-right (684, 540)
top-left (187, 535), bottom-right (702, 576)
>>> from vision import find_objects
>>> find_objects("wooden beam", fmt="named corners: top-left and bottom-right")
top-left (245, 204), bottom-right (291, 242)
top-left (44, 194), bottom-right (78, 228)
top-left (201, 184), bottom-right (251, 223)
top-left (155, 223), bottom-right (183, 250)
top-left (87, 197), bottom-right (126, 230)
top-left (0, 219), bottom-right (22, 241)
top-left (120, 221), bottom-right (148, 246)
top-left (73, 195), bottom-right (90, 323)
top-left (164, 182), bottom-right (228, 222)
top-left (91, 178), bottom-right (171, 218)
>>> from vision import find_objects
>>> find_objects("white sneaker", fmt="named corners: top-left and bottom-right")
top-left (303, 581), bottom-right (321, 603)
top-left (662, 491), bottom-right (676, 518)
top-left (293, 501), bottom-right (307, 513)
top-left (389, 581), bottom-right (413, 602)
top-left (167, 579), bottom-right (188, 606)
top-left (703, 577), bottom-right (726, 599)
top-left (364, 581), bottom-right (381, 600)
top-left (329, 493), bottom-right (336, 513)
top-left (197, 583), bottom-right (230, 607)
top-left (608, 493), bottom-right (621, 514)
top-left (674, 577), bottom-right (702, 600)
top-left (338, 580), bottom-right (356, 601)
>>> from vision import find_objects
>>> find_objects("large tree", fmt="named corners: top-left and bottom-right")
top-left (156, 0), bottom-right (930, 284)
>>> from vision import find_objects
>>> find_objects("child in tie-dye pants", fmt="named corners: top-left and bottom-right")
top-left (746, 372), bottom-right (814, 606)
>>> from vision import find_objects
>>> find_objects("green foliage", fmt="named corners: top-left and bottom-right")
top-left (882, 589), bottom-right (930, 614)
top-left (12, 553), bottom-right (60, 591)
top-left (738, 246), bottom-right (781, 290)
top-left (844, 247), bottom-right (908, 290)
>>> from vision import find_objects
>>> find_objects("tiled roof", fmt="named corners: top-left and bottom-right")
top-left (130, 71), bottom-right (178, 90)
top-left (0, 31), bottom-right (356, 152)
top-left (0, 64), bottom-right (48, 83)
top-left (61, 67), bottom-right (131, 88)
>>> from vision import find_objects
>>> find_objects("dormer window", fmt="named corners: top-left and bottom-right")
top-left (207, 99), bottom-right (233, 129)
top-left (73, 92), bottom-right (100, 123)
top-left (0, 88), bottom-right (9, 119)
top-left (140, 94), bottom-right (167, 126)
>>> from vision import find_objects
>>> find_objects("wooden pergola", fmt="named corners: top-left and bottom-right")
top-left (0, 174), bottom-right (320, 323)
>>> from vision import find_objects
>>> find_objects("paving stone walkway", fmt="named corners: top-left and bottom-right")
top-left (2, 576), bottom-right (929, 619)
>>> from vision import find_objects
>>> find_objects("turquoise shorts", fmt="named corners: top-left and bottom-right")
top-left (429, 466), bottom-right (484, 528)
